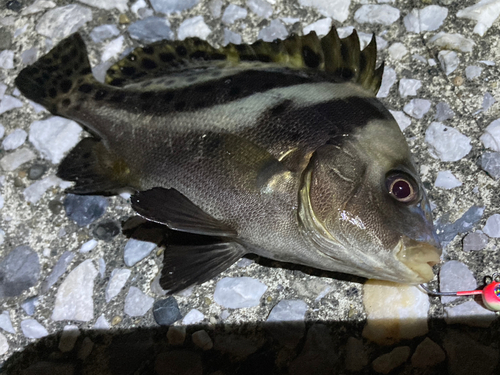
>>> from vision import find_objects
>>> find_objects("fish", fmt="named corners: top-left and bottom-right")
top-left (15, 27), bottom-right (441, 293)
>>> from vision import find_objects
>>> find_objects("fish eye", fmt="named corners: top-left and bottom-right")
top-left (386, 173), bottom-right (418, 203)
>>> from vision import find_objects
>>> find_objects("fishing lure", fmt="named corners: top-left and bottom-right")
top-left (420, 274), bottom-right (500, 312)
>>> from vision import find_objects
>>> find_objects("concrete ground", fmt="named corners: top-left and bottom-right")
top-left (0, 0), bottom-right (499, 374)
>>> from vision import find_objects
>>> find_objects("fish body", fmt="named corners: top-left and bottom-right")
top-left (15, 28), bottom-right (441, 293)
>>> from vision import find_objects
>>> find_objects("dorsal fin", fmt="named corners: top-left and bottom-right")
top-left (105, 27), bottom-right (384, 95)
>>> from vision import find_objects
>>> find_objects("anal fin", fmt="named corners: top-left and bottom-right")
top-left (161, 241), bottom-right (246, 294)
top-left (131, 187), bottom-right (237, 237)
top-left (57, 137), bottom-right (134, 195)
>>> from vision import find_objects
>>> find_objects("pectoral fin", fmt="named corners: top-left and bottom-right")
top-left (131, 187), bottom-right (237, 237)
top-left (161, 240), bottom-right (246, 294)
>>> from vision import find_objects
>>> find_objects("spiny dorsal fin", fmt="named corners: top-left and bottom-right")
top-left (105, 27), bottom-right (384, 95)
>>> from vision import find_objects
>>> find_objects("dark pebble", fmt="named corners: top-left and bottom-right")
top-left (0, 245), bottom-right (40, 298)
top-left (28, 164), bottom-right (47, 180)
top-left (92, 220), bottom-right (120, 242)
top-left (6, 0), bottom-right (22, 12)
top-left (64, 194), bottom-right (108, 227)
top-left (48, 199), bottom-right (63, 215)
top-left (153, 297), bottom-right (182, 326)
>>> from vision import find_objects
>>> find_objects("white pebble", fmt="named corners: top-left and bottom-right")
top-left (209, 0), bottom-right (223, 18)
top-left (223, 28), bottom-right (241, 46)
top-left (389, 110), bottom-right (411, 131)
top-left (22, 0), bottom-right (56, 15)
top-left (101, 36), bottom-right (124, 62)
top-left (483, 92), bottom-right (496, 112)
top-left (483, 214), bottom-right (500, 238)
top-left (21, 319), bottom-right (48, 339)
top-left (403, 99), bottom-right (431, 119)
top-left (90, 24), bottom-right (120, 43)
top-left (297, 0), bottom-right (350, 23)
top-left (0, 84), bottom-right (5, 100)
top-left (29, 117), bottom-right (82, 164)
top-left (124, 287), bottom-right (154, 317)
top-left (0, 333), bottom-right (8, 355)
top-left (439, 260), bottom-right (476, 303)
top-left (0, 95), bottom-right (23, 115)
top-left (222, 4), bottom-right (247, 25)
top-left (123, 238), bottom-right (156, 266)
top-left (36, 4), bottom-right (93, 41)
top-left (354, 5), bottom-right (400, 25)
top-left (80, 239), bottom-right (98, 253)
top-left (105, 268), bottom-right (131, 303)
top-left (425, 122), bottom-right (472, 162)
top-left (93, 314), bottom-right (110, 330)
top-left (434, 170), bottom-right (462, 189)
top-left (79, 0), bottom-right (128, 12)
top-left (258, 19), bottom-right (288, 42)
top-left (214, 277), bottom-right (267, 309)
top-left (480, 60), bottom-right (495, 66)
top-left (246, 0), bottom-right (273, 18)
top-left (52, 260), bottom-right (98, 321)
top-left (0, 50), bottom-right (14, 70)
top-left (376, 67), bottom-right (396, 98)
top-left (303, 18), bottom-right (332, 37)
top-left (403, 5), bottom-right (448, 33)
top-left (465, 65), bottom-right (482, 80)
top-left (182, 309), bottom-right (204, 325)
top-left (267, 300), bottom-right (308, 321)
top-left (398, 79), bottom-right (421, 98)
top-left (2, 129), bottom-right (27, 151)
top-left (177, 16), bottom-right (211, 40)
top-left (0, 311), bottom-right (15, 334)
top-left (480, 119), bottom-right (500, 151)
top-left (438, 50), bottom-right (459, 75)
top-left (0, 148), bottom-right (36, 171)
top-left (363, 280), bottom-right (429, 345)
top-left (388, 42), bottom-right (408, 60)
top-left (23, 174), bottom-right (61, 203)
top-left (429, 32), bottom-right (475, 53)
top-left (457, 0), bottom-right (500, 36)
top-left (98, 258), bottom-right (106, 278)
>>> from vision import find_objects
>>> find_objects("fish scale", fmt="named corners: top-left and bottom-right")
top-left (15, 27), bottom-right (441, 293)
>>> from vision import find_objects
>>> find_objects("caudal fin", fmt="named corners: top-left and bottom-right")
top-left (15, 33), bottom-right (95, 114)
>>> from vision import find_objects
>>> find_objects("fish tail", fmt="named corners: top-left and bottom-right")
top-left (15, 33), bottom-right (95, 114)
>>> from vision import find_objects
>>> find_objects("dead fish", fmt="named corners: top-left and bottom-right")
top-left (15, 28), bottom-right (441, 293)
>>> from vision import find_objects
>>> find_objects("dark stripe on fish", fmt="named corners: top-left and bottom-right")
top-left (95, 69), bottom-right (326, 114)
top-left (248, 97), bottom-right (392, 159)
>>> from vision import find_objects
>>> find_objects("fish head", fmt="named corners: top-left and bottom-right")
top-left (299, 118), bottom-right (441, 284)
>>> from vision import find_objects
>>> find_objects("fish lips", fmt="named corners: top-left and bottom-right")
top-left (392, 201), bottom-right (442, 284)
top-left (394, 236), bottom-right (441, 284)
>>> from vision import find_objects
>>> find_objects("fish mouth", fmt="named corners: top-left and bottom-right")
top-left (395, 237), bottom-right (442, 283)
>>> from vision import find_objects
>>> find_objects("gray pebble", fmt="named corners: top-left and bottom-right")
top-left (153, 297), bottom-right (182, 326)
top-left (436, 205), bottom-right (484, 247)
top-left (27, 164), bottom-right (47, 180)
top-left (480, 152), bottom-right (500, 180)
top-left (0, 245), bottom-right (40, 298)
top-left (64, 194), bottom-right (108, 227)
top-left (0, 28), bottom-right (12, 50)
top-left (128, 16), bottom-right (174, 43)
top-left (41, 251), bottom-right (75, 293)
top-left (463, 232), bottom-right (488, 251)
top-left (92, 220), bottom-right (120, 242)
